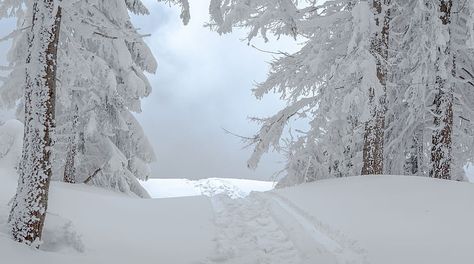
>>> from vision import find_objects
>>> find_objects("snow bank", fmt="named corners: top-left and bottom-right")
top-left (0, 171), bottom-right (215, 264)
top-left (274, 176), bottom-right (474, 264)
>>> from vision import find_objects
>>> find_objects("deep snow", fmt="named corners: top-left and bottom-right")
top-left (2, 171), bottom-right (474, 264)
top-left (275, 176), bottom-right (474, 264)
top-left (0, 167), bottom-right (215, 264)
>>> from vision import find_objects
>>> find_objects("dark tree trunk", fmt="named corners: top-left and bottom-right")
top-left (9, 1), bottom-right (61, 246)
top-left (361, 0), bottom-right (391, 175)
top-left (429, 0), bottom-right (454, 180)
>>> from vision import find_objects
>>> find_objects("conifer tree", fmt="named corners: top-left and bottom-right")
top-left (2, 0), bottom-right (190, 197)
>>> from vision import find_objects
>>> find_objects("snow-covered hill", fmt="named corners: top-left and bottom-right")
top-left (1, 169), bottom-right (473, 264)
top-left (273, 176), bottom-right (474, 264)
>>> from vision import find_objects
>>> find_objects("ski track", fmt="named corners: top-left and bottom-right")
top-left (266, 192), bottom-right (368, 264)
top-left (204, 191), bottom-right (368, 264)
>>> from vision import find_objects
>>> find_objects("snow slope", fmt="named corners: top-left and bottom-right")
top-left (273, 176), bottom-right (474, 264)
top-left (203, 176), bottom-right (474, 264)
top-left (0, 168), bottom-right (215, 264)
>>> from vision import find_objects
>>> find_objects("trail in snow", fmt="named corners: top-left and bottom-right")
top-left (205, 193), bottom-right (303, 264)
top-left (204, 191), bottom-right (367, 264)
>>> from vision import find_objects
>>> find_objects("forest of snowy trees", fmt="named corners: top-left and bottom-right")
top-left (209, 0), bottom-right (474, 186)
top-left (0, 0), bottom-right (474, 250)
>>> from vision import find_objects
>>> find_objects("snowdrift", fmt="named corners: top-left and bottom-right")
top-left (275, 176), bottom-right (474, 264)
top-left (0, 169), bottom-right (215, 264)
top-left (1, 169), bottom-right (473, 264)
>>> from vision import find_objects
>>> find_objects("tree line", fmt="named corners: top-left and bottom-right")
top-left (208, 0), bottom-right (474, 185)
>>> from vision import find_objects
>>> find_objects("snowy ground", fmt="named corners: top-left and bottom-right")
top-left (0, 167), bottom-right (215, 264)
top-left (273, 176), bottom-right (474, 264)
top-left (141, 178), bottom-right (275, 198)
top-left (1, 163), bottom-right (474, 263)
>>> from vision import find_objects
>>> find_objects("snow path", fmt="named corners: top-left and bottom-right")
top-left (205, 192), bottom-right (367, 264)
top-left (205, 193), bottom-right (303, 264)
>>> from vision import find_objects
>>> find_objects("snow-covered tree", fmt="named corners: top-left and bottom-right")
top-left (385, 0), bottom-right (474, 181)
top-left (1, 0), bottom-right (61, 246)
top-left (209, 0), bottom-right (474, 184)
top-left (1, 0), bottom-right (190, 197)
top-left (51, 0), bottom-right (159, 197)
top-left (209, 0), bottom-right (387, 183)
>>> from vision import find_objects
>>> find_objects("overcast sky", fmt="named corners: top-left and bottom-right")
top-left (132, 1), bottom-right (300, 180)
top-left (0, 2), bottom-right (298, 181)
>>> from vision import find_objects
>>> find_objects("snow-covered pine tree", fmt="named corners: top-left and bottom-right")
top-left (1, 0), bottom-right (155, 197)
top-left (52, 0), bottom-right (159, 197)
top-left (209, 0), bottom-right (392, 184)
top-left (2, 0), bottom-right (190, 197)
top-left (385, 0), bottom-right (474, 181)
top-left (383, 0), bottom-right (437, 177)
top-left (4, 0), bottom-right (61, 246)
top-left (361, 0), bottom-right (391, 175)
top-left (211, 0), bottom-right (474, 184)
top-left (451, 0), bottom-right (474, 180)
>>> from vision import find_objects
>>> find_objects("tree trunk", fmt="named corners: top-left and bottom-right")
top-left (404, 127), bottom-right (424, 175)
top-left (361, 0), bottom-right (390, 175)
top-left (9, 1), bottom-right (61, 246)
top-left (429, 0), bottom-right (453, 180)
top-left (63, 105), bottom-right (79, 183)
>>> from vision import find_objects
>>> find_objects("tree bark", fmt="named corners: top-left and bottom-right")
top-left (430, 0), bottom-right (453, 180)
top-left (361, 0), bottom-right (390, 175)
top-left (9, 1), bottom-right (61, 246)
top-left (63, 105), bottom-right (79, 183)
top-left (404, 127), bottom-right (424, 175)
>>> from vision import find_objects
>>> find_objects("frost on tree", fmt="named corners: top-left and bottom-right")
top-left (51, 0), bottom-right (158, 198)
top-left (385, 0), bottom-right (474, 180)
top-left (209, 0), bottom-right (385, 184)
top-left (0, 0), bottom-right (193, 197)
top-left (209, 0), bottom-right (474, 185)
top-left (5, 0), bottom-right (61, 246)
